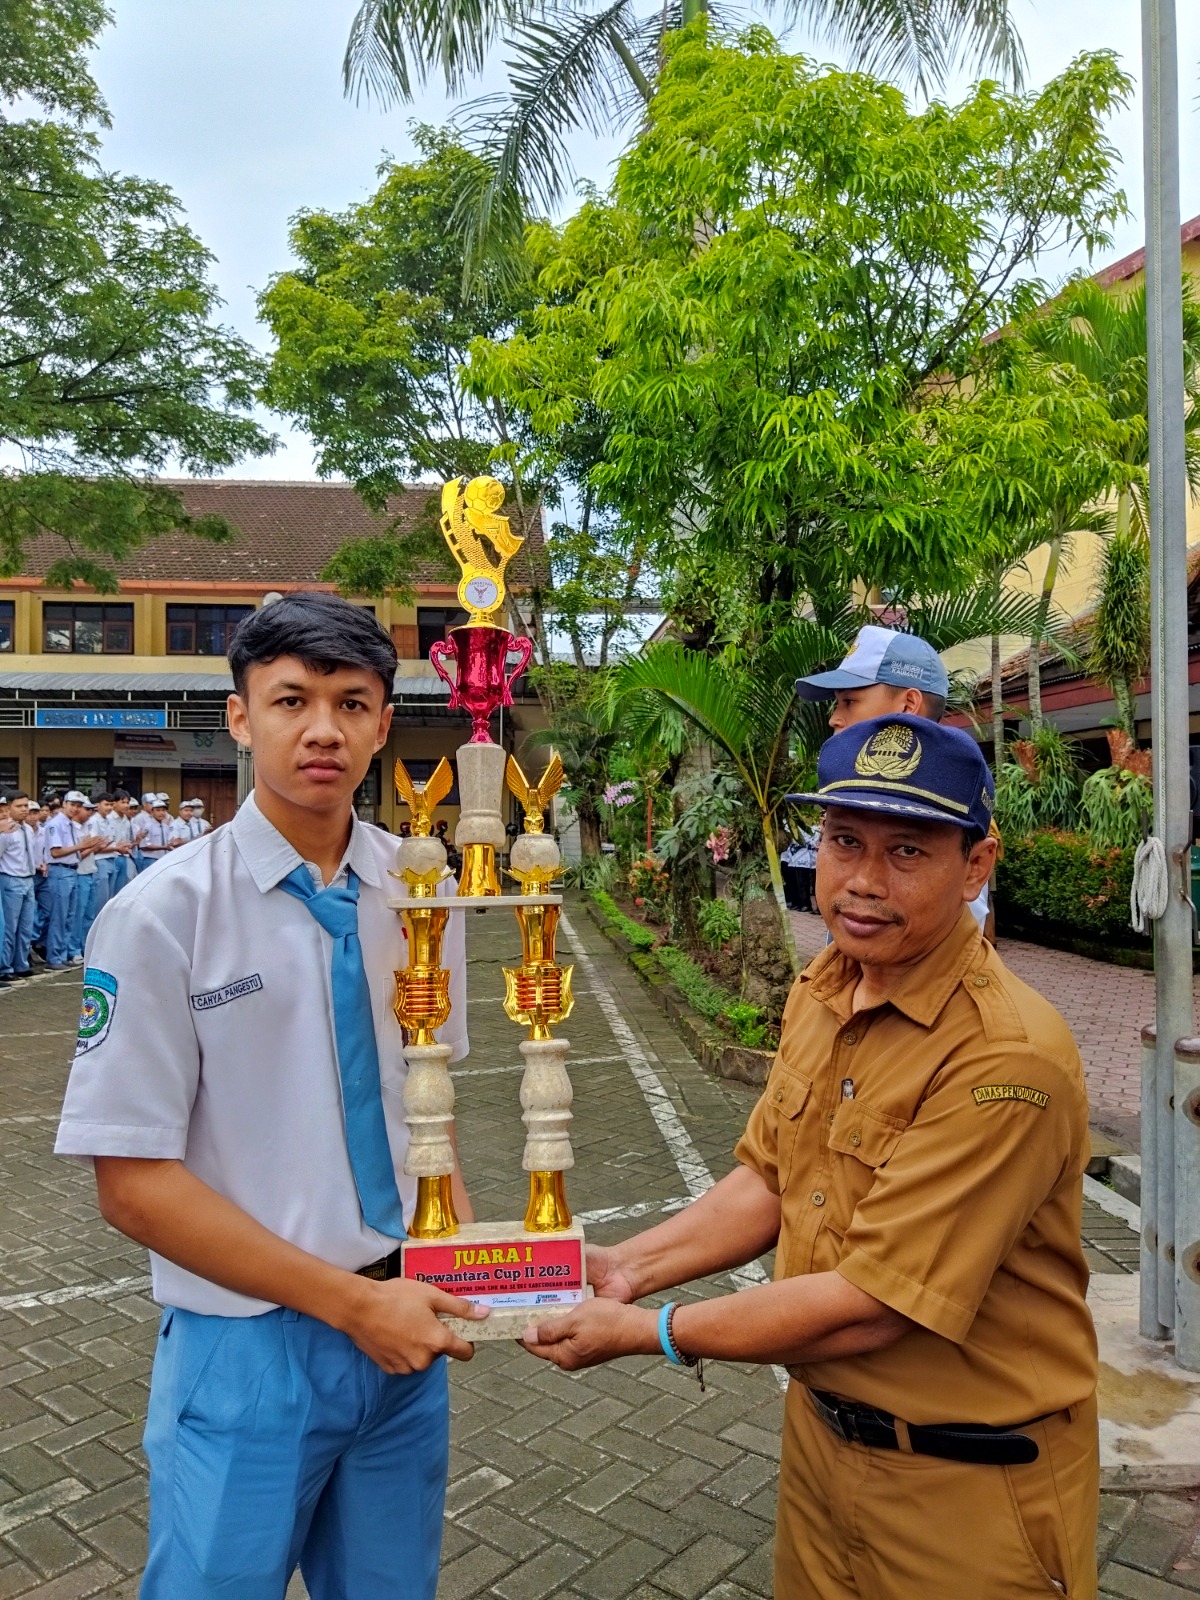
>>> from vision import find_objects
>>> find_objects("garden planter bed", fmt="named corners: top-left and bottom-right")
top-left (583, 897), bottom-right (775, 1089)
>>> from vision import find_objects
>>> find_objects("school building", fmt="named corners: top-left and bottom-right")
top-left (0, 479), bottom-right (545, 827)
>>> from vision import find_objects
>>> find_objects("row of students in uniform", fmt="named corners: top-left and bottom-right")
top-left (0, 788), bottom-right (212, 979)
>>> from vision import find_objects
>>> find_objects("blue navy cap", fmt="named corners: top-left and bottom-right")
top-left (787, 713), bottom-right (994, 833)
top-left (795, 625), bottom-right (949, 701)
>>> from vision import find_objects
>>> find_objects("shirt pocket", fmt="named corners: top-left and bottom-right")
top-left (825, 1098), bottom-right (908, 1233)
top-left (767, 1066), bottom-right (813, 1190)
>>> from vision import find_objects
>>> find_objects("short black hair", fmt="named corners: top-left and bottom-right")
top-left (228, 591), bottom-right (397, 703)
top-left (10, 791), bottom-right (28, 803)
top-left (112, 788), bottom-right (130, 801)
top-left (921, 692), bottom-right (947, 723)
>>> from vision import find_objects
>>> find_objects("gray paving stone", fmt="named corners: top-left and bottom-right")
top-left (571, 1536), bottom-right (665, 1599)
top-left (652, 1533), bottom-right (744, 1598)
top-left (0, 900), bottom-right (1191, 1599)
top-left (490, 1542), bottom-right (589, 1600)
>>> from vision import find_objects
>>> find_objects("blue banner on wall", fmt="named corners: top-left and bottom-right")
top-left (34, 708), bottom-right (168, 729)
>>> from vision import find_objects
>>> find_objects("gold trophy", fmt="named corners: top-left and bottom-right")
top-left (503, 755), bottom-right (576, 1233)
top-left (391, 759), bottom-right (459, 1238)
top-left (428, 477), bottom-right (534, 896)
top-left (390, 478), bottom-right (586, 1338)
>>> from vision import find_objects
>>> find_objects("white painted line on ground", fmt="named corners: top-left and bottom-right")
top-left (1083, 1173), bottom-right (1141, 1232)
top-left (0, 1273), bottom-right (153, 1312)
top-left (0, 1031), bottom-right (76, 1038)
top-left (452, 1052), bottom-right (627, 1078)
top-left (577, 1198), bottom-right (690, 1226)
top-left (559, 912), bottom-right (787, 1387)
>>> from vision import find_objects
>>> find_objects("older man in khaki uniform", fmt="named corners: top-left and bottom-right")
top-left (523, 713), bottom-right (1098, 1599)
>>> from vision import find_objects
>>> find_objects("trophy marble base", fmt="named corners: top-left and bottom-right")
top-left (402, 1219), bottom-right (586, 1342)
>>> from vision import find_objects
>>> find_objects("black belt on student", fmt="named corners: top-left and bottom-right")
top-left (808, 1389), bottom-right (1047, 1466)
top-left (355, 1247), bottom-right (405, 1282)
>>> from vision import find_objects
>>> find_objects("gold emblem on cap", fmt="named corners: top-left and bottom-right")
top-left (854, 723), bottom-right (922, 782)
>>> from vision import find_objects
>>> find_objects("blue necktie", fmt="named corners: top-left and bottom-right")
top-left (277, 865), bottom-right (406, 1240)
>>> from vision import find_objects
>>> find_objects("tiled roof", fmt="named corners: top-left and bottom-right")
top-left (1094, 214), bottom-right (1200, 289)
top-left (10, 479), bottom-right (544, 588)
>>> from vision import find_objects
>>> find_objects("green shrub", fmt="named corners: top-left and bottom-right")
top-left (655, 946), bottom-right (771, 1047)
top-left (997, 830), bottom-right (1136, 941)
top-left (695, 898), bottom-right (741, 951)
top-left (628, 854), bottom-right (670, 921)
top-left (566, 853), bottom-right (619, 893)
top-left (1080, 767), bottom-right (1153, 851)
top-left (591, 889), bottom-right (656, 949)
top-left (721, 1000), bottom-right (771, 1049)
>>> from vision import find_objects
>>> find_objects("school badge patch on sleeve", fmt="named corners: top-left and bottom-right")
top-left (76, 969), bottom-right (118, 1055)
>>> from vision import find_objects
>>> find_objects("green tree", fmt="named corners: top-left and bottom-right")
top-left (344, 0), bottom-right (1024, 259)
top-left (1, 0), bottom-right (274, 588)
top-left (1014, 275), bottom-right (1200, 734)
top-left (467, 34), bottom-right (1130, 632)
top-left (1088, 528), bottom-right (1150, 742)
top-left (612, 622), bottom-right (846, 973)
top-left (1021, 275), bottom-right (1200, 543)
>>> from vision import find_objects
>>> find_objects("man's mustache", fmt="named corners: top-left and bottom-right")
top-left (830, 898), bottom-right (904, 925)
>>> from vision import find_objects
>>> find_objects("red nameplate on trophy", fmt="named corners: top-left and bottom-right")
top-left (401, 1230), bottom-right (585, 1310)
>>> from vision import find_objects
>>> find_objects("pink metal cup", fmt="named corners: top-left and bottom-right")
top-left (430, 625), bottom-right (534, 744)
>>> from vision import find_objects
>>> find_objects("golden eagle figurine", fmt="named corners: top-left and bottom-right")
top-left (505, 753), bottom-right (565, 836)
top-left (393, 757), bottom-right (454, 836)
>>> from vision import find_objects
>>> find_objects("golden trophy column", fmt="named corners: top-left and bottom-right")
top-left (391, 760), bottom-right (459, 1239)
top-left (504, 756), bottom-right (576, 1234)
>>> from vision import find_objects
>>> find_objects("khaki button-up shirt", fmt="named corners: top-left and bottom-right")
top-left (735, 909), bottom-right (1096, 1426)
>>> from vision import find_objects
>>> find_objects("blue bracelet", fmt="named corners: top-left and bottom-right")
top-left (658, 1302), bottom-right (683, 1365)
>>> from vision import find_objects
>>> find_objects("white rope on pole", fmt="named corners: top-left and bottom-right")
top-left (1131, 834), bottom-right (1170, 934)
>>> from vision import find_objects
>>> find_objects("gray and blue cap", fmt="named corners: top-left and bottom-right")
top-left (788, 713), bottom-right (994, 834)
top-left (795, 625), bottom-right (949, 701)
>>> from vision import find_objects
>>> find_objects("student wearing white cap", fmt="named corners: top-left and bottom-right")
top-left (188, 798), bottom-right (212, 837)
top-left (131, 795), bottom-right (156, 873)
top-left (138, 796), bottom-right (174, 867)
top-left (56, 592), bottom-right (481, 1599)
top-left (71, 796), bottom-right (102, 958)
top-left (168, 799), bottom-right (203, 847)
top-left (42, 791), bottom-right (94, 968)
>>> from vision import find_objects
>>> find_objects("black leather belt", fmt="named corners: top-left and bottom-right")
top-left (809, 1389), bottom-right (1045, 1465)
top-left (355, 1247), bottom-right (404, 1282)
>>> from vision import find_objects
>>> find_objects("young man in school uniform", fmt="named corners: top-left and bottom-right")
top-left (56, 592), bottom-right (484, 1599)
top-left (0, 793), bottom-right (39, 981)
top-left (41, 790), bottom-right (96, 969)
top-left (187, 798), bottom-right (213, 836)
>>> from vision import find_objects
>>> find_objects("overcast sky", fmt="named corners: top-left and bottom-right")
top-left (89, 0), bottom-right (1200, 480)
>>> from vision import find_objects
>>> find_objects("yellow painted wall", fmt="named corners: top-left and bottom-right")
top-left (944, 236), bottom-right (1200, 683)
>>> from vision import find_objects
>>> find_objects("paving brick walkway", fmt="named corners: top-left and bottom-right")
top-left (0, 899), bottom-right (1191, 1597)
top-left (789, 910), bottom-right (1192, 1144)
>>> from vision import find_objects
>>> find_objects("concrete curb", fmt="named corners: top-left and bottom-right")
top-left (1093, 1274), bottom-right (1200, 1489)
top-left (582, 898), bottom-right (775, 1088)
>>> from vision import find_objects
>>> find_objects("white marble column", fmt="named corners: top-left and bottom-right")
top-left (402, 1042), bottom-right (456, 1178)
top-left (519, 1037), bottom-right (574, 1174)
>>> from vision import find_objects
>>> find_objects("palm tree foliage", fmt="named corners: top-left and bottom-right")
top-left (611, 621), bottom-right (846, 972)
top-left (1020, 275), bottom-right (1200, 539)
top-left (344, 0), bottom-right (1024, 254)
